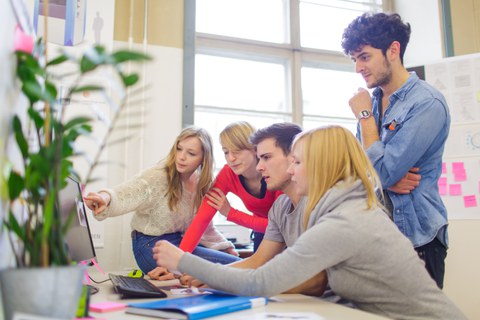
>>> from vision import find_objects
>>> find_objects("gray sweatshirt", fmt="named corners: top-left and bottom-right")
top-left (179, 179), bottom-right (466, 320)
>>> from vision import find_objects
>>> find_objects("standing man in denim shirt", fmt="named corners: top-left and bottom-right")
top-left (341, 12), bottom-right (450, 288)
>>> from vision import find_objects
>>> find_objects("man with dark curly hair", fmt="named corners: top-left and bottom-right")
top-left (341, 12), bottom-right (450, 289)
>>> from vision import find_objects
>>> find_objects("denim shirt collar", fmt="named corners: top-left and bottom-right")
top-left (373, 71), bottom-right (419, 99)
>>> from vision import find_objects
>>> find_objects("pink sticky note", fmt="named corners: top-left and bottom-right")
top-left (449, 184), bottom-right (462, 196)
top-left (438, 177), bottom-right (447, 186)
top-left (452, 162), bottom-right (465, 174)
top-left (442, 162), bottom-right (447, 174)
top-left (453, 171), bottom-right (467, 182)
top-left (90, 301), bottom-right (126, 313)
top-left (463, 195), bottom-right (477, 208)
top-left (439, 184), bottom-right (447, 196)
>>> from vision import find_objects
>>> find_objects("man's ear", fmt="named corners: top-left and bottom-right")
top-left (387, 41), bottom-right (401, 61)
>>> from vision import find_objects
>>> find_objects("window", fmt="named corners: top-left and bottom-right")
top-left (300, 0), bottom-right (383, 51)
top-left (189, 0), bottom-right (388, 224)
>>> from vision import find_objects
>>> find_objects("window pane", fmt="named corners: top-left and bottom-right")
top-left (196, 0), bottom-right (287, 43)
top-left (302, 66), bottom-right (365, 118)
top-left (195, 110), bottom-right (290, 168)
top-left (303, 117), bottom-right (358, 134)
top-left (195, 55), bottom-right (288, 113)
top-left (300, 0), bottom-right (381, 51)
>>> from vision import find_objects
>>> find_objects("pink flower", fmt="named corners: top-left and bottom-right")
top-left (14, 24), bottom-right (34, 54)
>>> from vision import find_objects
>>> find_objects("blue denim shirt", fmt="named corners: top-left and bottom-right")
top-left (359, 72), bottom-right (450, 248)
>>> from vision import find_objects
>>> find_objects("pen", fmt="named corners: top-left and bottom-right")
top-left (388, 120), bottom-right (397, 131)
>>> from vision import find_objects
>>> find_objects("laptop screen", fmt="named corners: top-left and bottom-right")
top-left (58, 176), bottom-right (97, 263)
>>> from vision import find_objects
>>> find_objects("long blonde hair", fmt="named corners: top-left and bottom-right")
top-left (219, 121), bottom-right (255, 151)
top-left (293, 126), bottom-right (382, 228)
top-left (163, 126), bottom-right (214, 211)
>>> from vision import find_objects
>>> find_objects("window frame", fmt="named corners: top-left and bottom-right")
top-left (183, 0), bottom-right (392, 128)
top-left (182, 0), bottom-right (391, 226)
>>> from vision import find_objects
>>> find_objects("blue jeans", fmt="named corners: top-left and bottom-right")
top-left (131, 230), bottom-right (241, 274)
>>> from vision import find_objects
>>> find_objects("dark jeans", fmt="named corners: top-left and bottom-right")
top-left (415, 237), bottom-right (447, 289)
top-left (251, 231), bottom-right (264, 252)
top-left (131, 230), bottom-right (241, 274)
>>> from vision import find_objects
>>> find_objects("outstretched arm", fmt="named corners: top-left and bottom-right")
top-left (84, 191), bottom-right (110, 216)
top-left (153, 240), bottom-right (185, 274)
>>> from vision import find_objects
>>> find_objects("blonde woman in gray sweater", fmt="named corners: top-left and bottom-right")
top-left (153, 125), bottom-right (466, 320)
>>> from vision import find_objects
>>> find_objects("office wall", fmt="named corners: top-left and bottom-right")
top-left (450, 0), bottom-right (480, 55)
top-left (89, 0), bottom-right (185, 272)
top-left (395, 0), bottom-right (444, 66)
top-left (0, 0), bottom-right (19, 269)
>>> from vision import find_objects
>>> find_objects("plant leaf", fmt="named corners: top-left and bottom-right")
top-left (79, 56), bottom-right (97, 73)
top-left (63, 117), bottom-right (92, 131)
top-left (7, 171), bottom-right (24, 200)
top-left (71, 85), bottom-right (104, 93)
top-left (44, 81), bottom-right (58, 102)
top-left (5, 211), bottom-right (26, 242)
top-left (121, 73), bottom-right (139, 87)
top-left (22, 81), bottom-right (55, 104)
top-left (27, 107), bottom-right (45, 129)
top-left (112, 51), bottom-right (152, 63)
top-left (12, 116), bottom-right (29, 159)
top-left (46, 54), bottom-right (69, 67)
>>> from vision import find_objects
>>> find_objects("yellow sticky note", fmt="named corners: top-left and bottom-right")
top-left (477, 90), bottom-right (480, 103)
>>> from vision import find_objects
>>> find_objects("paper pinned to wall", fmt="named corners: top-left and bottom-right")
top-left (425, 53), bottom-right (480, 220)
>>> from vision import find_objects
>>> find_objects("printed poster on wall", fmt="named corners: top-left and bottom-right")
top-left (426, 53), bottom-right (480, 220)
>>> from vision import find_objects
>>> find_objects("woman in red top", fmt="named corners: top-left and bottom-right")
top-left (180, 121), bottom-right (282, 253)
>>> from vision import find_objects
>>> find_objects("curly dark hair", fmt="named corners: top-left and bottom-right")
top-left (341, 12), bottom-right (411, 64)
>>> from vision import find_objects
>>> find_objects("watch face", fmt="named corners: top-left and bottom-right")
top-left (359, 110), bottom-right (371, 119)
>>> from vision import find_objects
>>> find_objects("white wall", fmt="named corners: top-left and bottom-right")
top-left (89, 42), bottom-right (184, 272)
top-left (395, 0), bottom-right (444, 67)
top-left (0, 0), bottom-right (23, 269)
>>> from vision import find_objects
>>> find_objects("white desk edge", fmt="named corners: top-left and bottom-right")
top-left (87, 271), bottom-right (391, 320)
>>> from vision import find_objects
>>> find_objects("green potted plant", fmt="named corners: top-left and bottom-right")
top-left (0, 38), bottom-right (150, 319)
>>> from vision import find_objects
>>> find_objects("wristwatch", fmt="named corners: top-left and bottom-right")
top-left (358, 110), bottom-right (372, 120)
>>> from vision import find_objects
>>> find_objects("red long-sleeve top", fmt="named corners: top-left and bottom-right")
top-left (180, 164), bottom-right (282, 253)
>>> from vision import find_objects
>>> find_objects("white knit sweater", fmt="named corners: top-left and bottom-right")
top-left (94, 162), bottom-right (233, 251)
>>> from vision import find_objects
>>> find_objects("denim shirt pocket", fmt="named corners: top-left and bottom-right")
top-left (381, 118), bottom-right (403, 143)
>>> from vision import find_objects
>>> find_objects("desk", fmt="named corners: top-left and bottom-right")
top-left (88, 272), bottom-right (390, 320)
